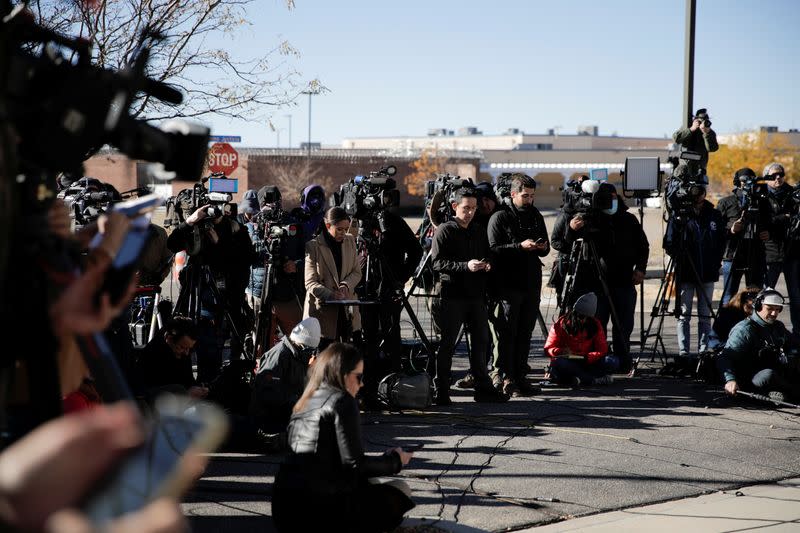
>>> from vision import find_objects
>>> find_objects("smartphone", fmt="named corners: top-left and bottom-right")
top-left (81, 396), bottom-right (229, 525)
top-left (112, 194), bottom-right (164, 218)
top-left (95, 215), bottom-right (155, 304)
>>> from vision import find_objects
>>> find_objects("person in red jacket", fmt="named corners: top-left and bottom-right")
top-left (544, 292), bottom-right (617, 387)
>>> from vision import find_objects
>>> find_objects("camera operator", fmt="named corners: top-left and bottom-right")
top-left (244, 186), bottom-right (305, 350)
top-left (663, 184), bottom-right (724, 361)
top-left (672, 108), bottom-right (719, 175)
top-left (549, 179), bottom-right (615, 306)
top-left (593, 184), bottom-right (649, 373)
top-left (718, 289), bottom-right (800, 402)
top-left (167, 198), bottom-right (255, 383)
top-left (429, 187), bottom-right (508, 405)
top-left (487, 174), bottom-right (549, 396)
top-left (299, 184), bottom-right (327, 241)
top-left (716, 167), bottom-right (770, 305)
top-left (762, 163), bottom-right (794, 289)
top-left (784, 183), bottom-right (800, 333)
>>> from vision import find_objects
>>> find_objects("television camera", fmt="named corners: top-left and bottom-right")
top-left (2, 7), bottom-right (210, 183)
top-left (560, 176), bottom-right (614, 218)
top-left (164, 174), bottom-right (238, 231)
top-left (333, 165), bottom-right (400, 223)
top-left (664, 151), bottom-right (709, 220)
top-left (424, 173), bottom-right (475, 225)
top-left (57, 176), bottom-right (122, 229)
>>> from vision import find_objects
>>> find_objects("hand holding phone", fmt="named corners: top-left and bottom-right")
top-left (81, 396), bottom-right (228, 525)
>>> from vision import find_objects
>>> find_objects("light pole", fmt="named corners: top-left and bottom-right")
top-left (284, 114), bottom-right (292, 148)
top-left (302, 89), bottom-right (319, 158)
top-left (276, 128), bottom-right (285, 148)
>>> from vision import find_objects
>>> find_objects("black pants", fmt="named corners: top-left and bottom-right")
top-left (493, 287), bottom-right (540, 382)
top-left (430, 297), bottom-right (492, 392)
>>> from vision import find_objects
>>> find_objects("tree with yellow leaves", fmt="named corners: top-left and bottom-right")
top-left (706, 130), bottom-right (798, 193)
top-left (405, 148), bottom-right (448, 196)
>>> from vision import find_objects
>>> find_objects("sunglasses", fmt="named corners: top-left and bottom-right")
top-left (351, 372), bottom-right (364, 384)
top-left (768, 172), bottom-right (785, 179)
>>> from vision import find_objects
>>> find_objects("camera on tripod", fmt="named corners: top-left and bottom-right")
top-left (665, 152), bottom-right (708, 219)
top-left (58, 177), bottom-right (122, 228)
top-left (560, 175), bottom-right (614, 231)
top-left (424, 173), bottom-right (474, 223)
top-left (333, 165), bottom-right (400, 221)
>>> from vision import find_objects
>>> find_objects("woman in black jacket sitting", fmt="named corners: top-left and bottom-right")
top-left (272, 343), bottom-right (415, 532)
top-left (708, 287), bottom-right (759, 350)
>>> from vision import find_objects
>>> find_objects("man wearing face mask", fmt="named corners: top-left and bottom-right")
top-left (487, 174), bottom-right (549, 395)
top-left (594, 184), bottom-right (649, 373)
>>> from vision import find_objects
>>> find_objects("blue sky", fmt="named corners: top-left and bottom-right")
top-left (203, 0), bottom-right (800, 147)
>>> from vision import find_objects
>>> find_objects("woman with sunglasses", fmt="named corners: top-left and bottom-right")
top-left (708, 287), bottom-right (760, 350)
top-left (272, 343), bottom-right (415, 532)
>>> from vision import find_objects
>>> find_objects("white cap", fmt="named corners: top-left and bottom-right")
top-left (759, 288), bottom-right (785, 308)
top-left (290, 317), bottom-right (321, 348)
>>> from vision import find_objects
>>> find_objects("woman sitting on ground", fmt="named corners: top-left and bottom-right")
top-left (544, 292), bottom-right (616, 387)
top-left (708, 287), bottom-right (759, 350)
top-left (272, 342), bottom-right (415, 532)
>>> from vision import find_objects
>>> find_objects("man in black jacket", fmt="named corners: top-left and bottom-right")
top-left (168, 204), bottom-right (255, 382)
top-left (716, 167), bottom-right (770, 305)
top-left (762, 163), bottom-right (794, 289)
top-left (429, 187), bottom-right (507, 405)
top-left (135, 316), bottom-right (208, 401)
top-left (594, 185), bottom-right (649, 372)
top-left (487, 174), bottom-right (549, 395)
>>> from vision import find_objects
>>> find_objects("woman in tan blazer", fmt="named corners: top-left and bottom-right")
top-left (304, 207), bottom-right (362, 345)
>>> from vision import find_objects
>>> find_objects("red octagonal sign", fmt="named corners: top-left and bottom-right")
top-left (207, 142), bottom-right (239, 175)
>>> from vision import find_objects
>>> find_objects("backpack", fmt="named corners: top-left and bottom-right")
top-left (377, 371), bottom-right (433, 410)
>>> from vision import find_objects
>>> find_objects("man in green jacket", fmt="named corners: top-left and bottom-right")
top-left (673, 108), bottom-right (719, 176)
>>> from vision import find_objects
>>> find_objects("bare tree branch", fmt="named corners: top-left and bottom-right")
top-left (34, 0), bottom-right (316, 123)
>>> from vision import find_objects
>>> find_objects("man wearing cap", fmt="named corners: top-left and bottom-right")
top-left (762, 163), bottom-right (795, 290)
top-left (716, 168), bottom-right (771, 305)
top-left (487, 173), bottom-right (549, 396)
top-left (544, 293), bottom-right (615, 387)
top-left (718, 289), bottom-right (799, 401)
top-left (673, 108), bottom-right (719, 175)
top-left (250, 317), bottom-right (321, 433)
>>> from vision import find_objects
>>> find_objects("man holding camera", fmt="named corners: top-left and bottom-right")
top-left (430, 187), bottom-right (507, 405)
top-left (487, 174), bottom-right (549, 396)
top-left (672, 108), bottom-right (719, 175)
top-left (718, 289), bottom-right (799, 402)
top-left (168, 201), bottom-right (255, 383)
top-left (716, 167), bottom-right (771, 305)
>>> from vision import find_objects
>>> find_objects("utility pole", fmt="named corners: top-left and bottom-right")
top-left (683, 0), bottom-right (696, 128)
top-left (284, 114), bottom-right (292, 148)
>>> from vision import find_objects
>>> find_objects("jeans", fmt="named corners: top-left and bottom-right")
top-left (784, 257), bottom-right (800, 333)
top-left (430, 297), bottom-right (492, 393)
top-left (491, 287), bottom-right (540, 382)
top-left (677, 282), bottom-right (715, 354)
top-left (595, 285), bottom-right (637, 369)
top-left (550, 355), bottom-right (619, 385)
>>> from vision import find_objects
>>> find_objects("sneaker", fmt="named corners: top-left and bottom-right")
top-left (474, 387), bottom-right (510, 403)
top-left (455, 373), bottom-right (475, 389)
top-left (515, 380), bottom-right (542, 396)
top-left (593, 375), bottom-right (614, 386)
top-left (434, 391), bottom-right (452, 406)
top-left (501, 378), bottom-right (518, 397)
top-left (768, 391), bottom-right (786, 404)
top-left (491, 373), bottom-right (504, 390)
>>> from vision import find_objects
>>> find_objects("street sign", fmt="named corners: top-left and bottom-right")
top-left (209, 135), bottom-right (242, 143)
top-left (208, 142), bottom-right (239, 175)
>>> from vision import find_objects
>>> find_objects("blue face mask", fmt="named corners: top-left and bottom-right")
top-left (603, 198), bottom-right (618, 215)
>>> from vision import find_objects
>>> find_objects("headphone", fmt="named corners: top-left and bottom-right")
top-left (753, 288), bottom-right (784, 312)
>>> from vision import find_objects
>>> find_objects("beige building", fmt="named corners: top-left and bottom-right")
top-left (344, 127), bottom-right (673, 208)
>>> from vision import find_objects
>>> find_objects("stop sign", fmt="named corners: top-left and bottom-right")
top-left (207, 142), bottom-right (239, 175)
